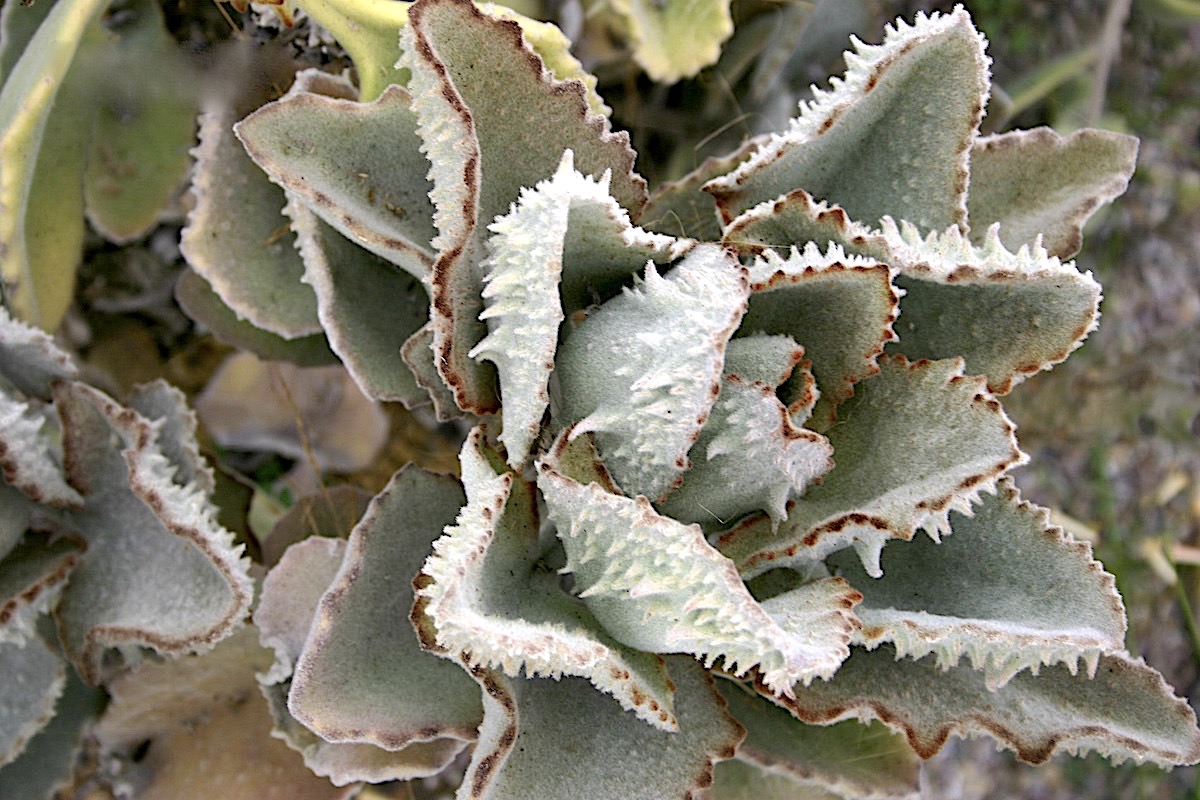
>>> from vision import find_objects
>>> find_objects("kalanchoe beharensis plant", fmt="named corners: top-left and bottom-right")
top-left (3, 0), bottom-right (1199, 798)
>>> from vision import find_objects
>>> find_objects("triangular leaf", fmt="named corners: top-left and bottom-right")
top-left (419, 427), bottom-right (677, 729)
top-left (397, 0), bottom-right (647, 414)
top-left (235, 81), bottom-right (437, 279)
top-left (830, 478), bottom-right (1126, 688)
top-left (554, 246), bottom-right (749, 500)
top-left (967, 127), bottom-right (1138, 259)
top-left (538, 433), bottom-right (860, 696)
top-left (705, 7), bottom-right (988, 233)
top-left (718, 356), bottom-right (1025, 579)
top-left (770, 645), bottom-right (1200, 767)
top-left (459, 657), bottom-right (743, 800)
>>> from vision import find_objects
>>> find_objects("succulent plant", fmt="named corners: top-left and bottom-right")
top-left (2, 0), bottom-right (1198, 797)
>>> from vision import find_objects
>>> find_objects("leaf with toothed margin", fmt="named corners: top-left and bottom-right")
top-left (256, 537), bottom-right (470, 786)
top-left (400, 324), bottom-right (462, 421)
top-left (287, 199), bottom-right (432, 406)
top-left (0, 305), bottom-right (78, 399)
top-left (470, 150), bottom-right (683, 467)
top-left (0, 632), bottom-right (64, 767)
top-left (705, 6), bottom-right (987, 233)
top-left (397, 0), bottom-right (647, 414)
top-left (735, 243), bottom-right (899, 428)
top-left (51, 380), bottom-right (253, 684)
top-left (235, 81), bottom-right (437, 280)
top-left (722, 192), bottom-right (1103, 396)
top-left (418, 427), bottom-right (678, 730)
top-left (458, 657), bottom-right (743, 800)
top-left (287, 466), bottom-right (484, 752)
top-left (608, 0), bottom-right (734, 84)
top-left (967, 127), bottom-right (1138, 259)
top-left (173, 269), bottom-right (339, 368)
top-left (657, 336), bottom-right (833, 531)
top-left (554, 246), bottom-right (748, 501)
top-left (714, 679), bottom-right (920, 800)
top-left (0, 534), bottom-right (83, 647)
top-left (828, 478), bottom-right (1126, 689)
top-left (0, 396), bottom-right (83, 508)
top-left (718, 355), bottom-right (1025, 580)
top-left (764, 645), bottom-right (1200, 767)
top-left (537, 432), bottom-right (860, 698)
top-left (95, 626), bottom-right (356, 799)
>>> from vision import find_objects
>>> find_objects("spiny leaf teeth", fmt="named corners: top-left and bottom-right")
top-left (705, 5), bottom-right (988, 232)
top-left (417, 427), bottom-right (678, 730)
top-left (538, 433), bottom-right (858, 697)
top-left (555, 245), bottom-right (749, 501)
top-left (719, 355), bottom-right (1025, 580)
top-left (0, 396), bottom-right (83, 508)
top-left (833, 478), bottom-right (1126, 689)
top-left (0, 535), bottom-right (83, 646)
top-left (0, 305), bottom-right (79, 399)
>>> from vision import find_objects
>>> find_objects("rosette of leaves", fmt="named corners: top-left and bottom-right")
top-left (183, 1), bottom-right (1198, 797)
top-left (0, 306), bottom-right (253, 794)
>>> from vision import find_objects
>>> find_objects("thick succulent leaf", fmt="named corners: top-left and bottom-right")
top-left (459, 657), bottom-right (743, 800)
top-left (173, 269), bottom-right (339, 367)
top-left (770, 645), bottom-right (1200, 767)
top-left (397, 0), bottom-right (646, 414)
top-left (0, 305), bottom-right (79, 399)
top-left (288, 466), bottom-right (483, 750)
top-left (0, 484), bottom-right (32, 561)
top-left (967, 127), bottom-right (1139, 259)
top-left (52, 381), bottom-right (253, 683)
top-left (555, 246), bottom-right (749, 500)
top-left (235, 82), bottom-right (437, 278)
top-left (538, 433), bottom-right (860, 696)
top-left (0, 396), bottom-right (84, 508)
top-left (288, 199), bottom-right (431, 405)
top-left (0, 0), bottom-right (107, 330)
top-left (718, 356), bottom-right (1025, 579)
top-left (0, 534), bottom-right (83, 646)
top-left (735, 243), bottom-right (899, 427)
top-left (609, 0), bottom-right (734, 84)
top-left (80, 0), bottom-right (195, 243)
top-left (638, 136), bottom-right (768, 241)
top-left (419, 427), bottom-right (677, 729)
top-left (658, 336), bottom-right (833, 529)
top-left (705, 7), bottom-right (988, 233)
top-left (0, 632), bottom-right (64, 767)
top-left (283, 0), bottom-right (410, 101)
top-left (723, 193), bottom-right (1102, 395)
top-left (400, 324), bottom-right (462, 421)
top-left (470, 150), bottom-right (682, 467)
top-left (256, 537), bottom-right (466, 785)
top-left (96, 627), bottom-right (355, 800)
top-left (703, 758), bottom-right (843, 800)
top-left (180, 93), bottom-right (321, 339)
top-left (716, 679), bottom-right (920, 800)
top-left (0, 664), bottom-right (104, 800)
top-left (830, 478), bottom-right (1126, 688)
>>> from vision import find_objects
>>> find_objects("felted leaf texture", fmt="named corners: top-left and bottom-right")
top-left (656, 335), bottom-right (833, 530)
top-left (966, 127), bottom-right (1139, 259)
top-left (830, 478), bottom-right (1126, 688)
top-left (0, 632), bottom-right (63, 766)
top-left (705, 7), bottom-right (987, 233)
top-left (459, 657), bottom-right (743, 800)
top-left (538, 432), bottom-right (861, 697)
top-left (703, 758), bottom-right (844, 800)
top-left (0, 305), bottom-right (78, 399)
top-left (735, 243), bottom-right (899, 427)
top-left (51, 380), bottom-right (253, 683)
top-left (0, 395), bottom-right (83, 509)
top-left (554, 246), bottom-right (749, 501)
top-left (608, 0), bottom-right (734, 84)
top-left (469, 150), bottom-right (682, 467)
top-left (715, 679), bottom-right (920, 800)
top-left (418, 427), bottom-right (677, 730)
top-left (287, 466), bottom-right (484, 751)
top-left (288, 199), bottom-right (432, 406)
top-left (0, 534), bottom-right (83, 646)
top-left (235, 81), bottom-right (437, 279)
top-left (256, 536), bottom-right (468, 785)
top-left (770, 645), bottom-right (1200, 767)
top-left (397, 0), bottom-right (646, 414)
top-left (718, 356), bottom-right (1025, 580)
